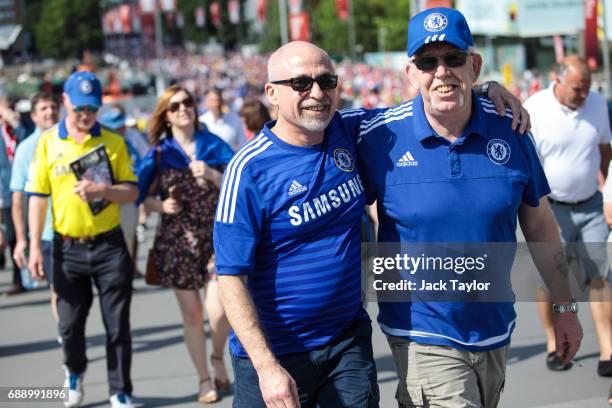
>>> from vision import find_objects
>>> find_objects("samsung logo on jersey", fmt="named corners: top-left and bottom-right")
top-left (288, 175), bottom-right (365, 226)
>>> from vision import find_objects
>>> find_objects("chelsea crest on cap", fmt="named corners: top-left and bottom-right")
top-left (407, 7), bottom-right (474, 57)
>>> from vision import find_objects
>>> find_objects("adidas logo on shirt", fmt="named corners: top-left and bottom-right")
top-left (288, 180), bottom-right (308, 196)
top-left (396, 151), bottom-right (418, 167)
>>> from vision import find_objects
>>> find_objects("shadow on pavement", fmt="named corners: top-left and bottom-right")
top-left (507, 342), bottom-right (546, 364)
top-left (0, 323), bottom-right (185, 358)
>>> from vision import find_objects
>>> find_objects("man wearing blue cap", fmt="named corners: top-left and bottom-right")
top-left (342, 7), bottom-right (583, 407)
top-left (26, 71), bottom-right (138, 408)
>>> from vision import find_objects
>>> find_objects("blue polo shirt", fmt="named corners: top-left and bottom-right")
top-left (213, 113), bottom-right (368, 357)
top-left (343, 94), bottom-right (550, 351)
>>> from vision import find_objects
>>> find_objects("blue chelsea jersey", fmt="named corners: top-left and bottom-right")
top-left (341, 94), bottom-right (550, 351)
top-left (213, 113), bottom-right (369, 357)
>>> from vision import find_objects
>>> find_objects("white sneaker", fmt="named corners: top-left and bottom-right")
top-left (62, 366), bottom-right (84, 407)
top-left (109, 393), bottom-right (134, 408)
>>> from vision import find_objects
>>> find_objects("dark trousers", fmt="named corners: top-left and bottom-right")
top-left (3, 207), bottom-right (19, 286)
top-left (232, 318), bottom-right (379, 408)
top-left (52, 228), bottom-right (134, 396)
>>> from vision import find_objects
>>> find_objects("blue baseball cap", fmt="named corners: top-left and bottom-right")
top-left (407, 7), bottom-right (474, 57)
top-left (99, 107), bottom-right (126, 130)
top-left (63, 71), bottom-right (102, 108)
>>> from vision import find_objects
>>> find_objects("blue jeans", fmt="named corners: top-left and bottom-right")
top-left (231, 318), bottom-right (379, 408)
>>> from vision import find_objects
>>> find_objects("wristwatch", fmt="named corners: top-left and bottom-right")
top-left (553, 301), bottom-right (578, 314)
top-left (481, 81), bottom-right (498, 99)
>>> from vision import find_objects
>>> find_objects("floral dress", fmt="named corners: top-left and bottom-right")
top-left (153, 166), bottom-right (221, 289)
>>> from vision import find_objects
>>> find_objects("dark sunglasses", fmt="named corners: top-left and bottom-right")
top-left (167, 98), bottom-right (195, 113)
top-left (74, 105), bottom-right (99, 113)
top-left (413, 52), bottom-right (469, 71)
top-left (271, 74), bottom-right (338, 92)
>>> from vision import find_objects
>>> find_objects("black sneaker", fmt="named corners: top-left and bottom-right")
top-left (546, 352), bottom-right (572, 371)
top-left (597, 356), bottom-right (612, 377)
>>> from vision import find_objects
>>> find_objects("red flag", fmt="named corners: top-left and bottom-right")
top-left (337, 0), bottom-right (348, 20)
top-left (584, 0), bottom-right (599, 67)
top-left (210, 2), bottom-right (221, 27)
top-left (228, 0), bottom-right (240, 24)
top-left (423, 0), bottom-right (451, 8)
top-left (289, 12), bottom-right (310, 41)
top-left (553, 35), bottom-right (565, 63)
top-left (120, 4), bottom-right (131, 33)
top-left (257, 0), bottom-right (267, 23)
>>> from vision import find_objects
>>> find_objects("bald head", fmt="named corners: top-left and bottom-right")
top-left (268, 41), bottom-right (333, 82)
top-left (557, 55), bottom-right (591, 82)
top-left (554, 55), bottom-right (591, 110)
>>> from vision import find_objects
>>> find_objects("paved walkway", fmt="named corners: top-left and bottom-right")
top-left (0, 230), bottom-right (610, 407)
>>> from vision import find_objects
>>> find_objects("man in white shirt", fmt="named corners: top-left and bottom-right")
top-left (199, 88), bottom-right (245, 151)
top-left (525, 55), bottom-right (612, 376)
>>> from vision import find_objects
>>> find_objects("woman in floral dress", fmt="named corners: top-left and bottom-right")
top-left (137, 85), bottom-right (234, 403)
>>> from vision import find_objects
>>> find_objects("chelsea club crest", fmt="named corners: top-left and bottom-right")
top-left (334, 148), bottom-right (354, 172)
top-left (80, 80), bottom-right (92, 94)
top-left (424, 13), bottom-right (448, 32)
top-left (486, 139), bottom-right (511, 165)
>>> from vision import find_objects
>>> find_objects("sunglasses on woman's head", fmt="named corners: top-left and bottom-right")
top-left (167, 98), bottom-right (194, 113)
top-left (271, 74), bottom-right (338, 93)
top-left (412, 52), bottom-right (469, 72)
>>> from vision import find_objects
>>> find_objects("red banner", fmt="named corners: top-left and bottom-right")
top-left (210, 2), bottom-right (221, 27)
top-left (584, 0), bottom-right (599, 67)
top-left (289, 12), bottom-right (310, 41)
top-left (553, 35), bottom-right (565, 63)
top-left (423, 0), bottom-right (452, 9)
top-left (337, 0), bottom-right (348, 20)
top-left (119, 4), bottom-right (131, 33)
top-left (257, 0), bottom-right (267, 23)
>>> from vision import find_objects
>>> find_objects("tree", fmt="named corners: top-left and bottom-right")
top-left (260, 0), bottom-right (412, 56)
top-left (34, 0), bottom-right (103, 58)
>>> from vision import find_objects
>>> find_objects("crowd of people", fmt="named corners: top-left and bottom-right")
top-left (0, 6), bottom-right (611, 408)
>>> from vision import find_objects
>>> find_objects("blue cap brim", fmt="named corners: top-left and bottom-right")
top-left (69, 94), bottom-right (102, 108)
top-left (408, 37), bottom-right (470, 57)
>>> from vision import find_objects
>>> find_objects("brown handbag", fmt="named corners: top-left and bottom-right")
top-left (145, 145), bottom-right (162, 286)
top-left (145, 248), bottom-right (161, 285)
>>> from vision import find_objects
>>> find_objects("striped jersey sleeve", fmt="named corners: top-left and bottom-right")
top-left (213, 134), bottom-right (271, 275)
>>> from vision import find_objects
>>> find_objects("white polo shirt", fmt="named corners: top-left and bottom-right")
top-left (199, 110), bottom-right (245, 152)
top-left (525, 85), bottom-right (612, 202)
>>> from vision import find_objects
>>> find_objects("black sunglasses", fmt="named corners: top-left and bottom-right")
top-left (167, 98), bottom-right (194, 113)
top-left (74, 105), bottom-right (99, 113)
top-left (413, 52), bottom-right (469, 71)
top-left (271, 74), bottom-right (338, 92)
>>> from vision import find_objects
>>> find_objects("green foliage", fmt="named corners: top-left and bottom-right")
top-left (259, 0), bottom-right (412, 56)
top-left (33, 0), bottom-right (103, 58)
